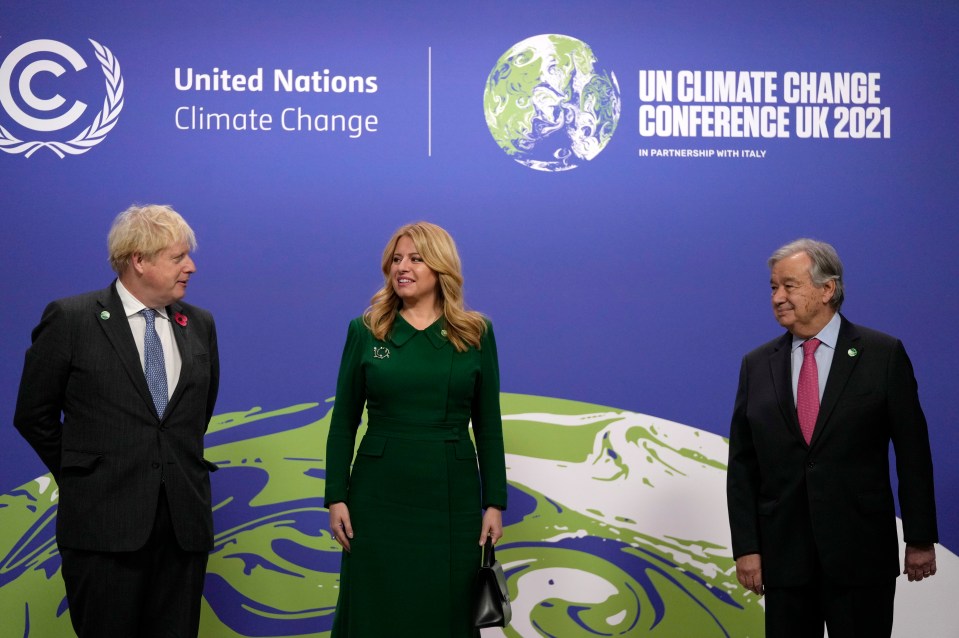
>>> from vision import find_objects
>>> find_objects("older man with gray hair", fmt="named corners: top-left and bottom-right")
top-left (726, 238), bottom-right (938, 637)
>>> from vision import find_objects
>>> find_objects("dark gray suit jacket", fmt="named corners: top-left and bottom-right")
top-left (727, 315), bottom-right (938, 587)
top-left (14, 282), bottom-right (220, 552)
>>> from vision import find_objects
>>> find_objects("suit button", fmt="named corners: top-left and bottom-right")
top-left (152, 462), bottom-right (160, 469)
top-left (807, 462), bottom-right (815, 469)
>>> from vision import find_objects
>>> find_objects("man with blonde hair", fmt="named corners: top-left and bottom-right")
top-left (14, 204), bottom-right (220, 637)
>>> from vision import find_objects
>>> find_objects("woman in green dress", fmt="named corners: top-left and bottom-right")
top-left (325, 221), bottom-right (508, 637)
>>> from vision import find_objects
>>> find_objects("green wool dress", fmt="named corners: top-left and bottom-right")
top-left (324, 315), bottom-right (508, 638)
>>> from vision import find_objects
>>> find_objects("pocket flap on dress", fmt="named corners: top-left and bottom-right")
top-left (357, 435), bottom-right (387, 457)
top-left (61, 449), bottom-right (103, 470)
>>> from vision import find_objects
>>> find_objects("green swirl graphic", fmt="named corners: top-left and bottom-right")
top-left (1, 394), bottom-right (766, 636)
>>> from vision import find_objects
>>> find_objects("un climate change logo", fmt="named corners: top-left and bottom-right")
top-left (484, 34), bottom-right (621, 172)
top-left (0, 39), bottom-right (123, 158)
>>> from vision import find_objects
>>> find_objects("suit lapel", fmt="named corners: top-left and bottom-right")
top-left (164, 302), bottom-right (193, 420)
top-left (768, 331), bottom-right (803, 441)
top-left (96, 284), bottom-right (157, 417)
top-left (809, 316), bottom-right (861, 447)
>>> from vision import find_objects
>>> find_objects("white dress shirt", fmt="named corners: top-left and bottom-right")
top-left (115, 279), bottom-right (181, 398)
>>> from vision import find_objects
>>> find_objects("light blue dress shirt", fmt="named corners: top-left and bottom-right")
top-left (790, 311), bottom-right (841, 405)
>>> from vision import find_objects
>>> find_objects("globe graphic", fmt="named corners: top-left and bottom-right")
top-left (484, 34), bottom-right (621, 172)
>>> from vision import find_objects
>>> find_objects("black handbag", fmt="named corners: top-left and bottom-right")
top-left (473, 536), bottom-right (512, 628)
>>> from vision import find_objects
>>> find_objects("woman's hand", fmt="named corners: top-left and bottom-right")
top-left (478, 506), bottom-right (503, 545)
top-left (329, 502), bottom-right (354, 552)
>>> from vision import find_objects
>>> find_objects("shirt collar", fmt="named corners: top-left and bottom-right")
top-left (115, 279), bottom-right (169, 321)
top-left (389, 313), bottom-right (448, 348)
top-left (791, 311), bottom-right (840, 352)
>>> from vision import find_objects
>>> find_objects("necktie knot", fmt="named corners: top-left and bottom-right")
top-left (802, 337), bottom-right (821, 358)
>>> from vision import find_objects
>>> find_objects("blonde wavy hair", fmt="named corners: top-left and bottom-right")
top-left (363, 222), bottom-right (487, 352)
top-left (108, 204), bottom-right (196, 274)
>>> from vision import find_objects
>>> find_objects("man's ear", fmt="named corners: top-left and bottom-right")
top-left (131, 253), bottom-right (146, 275)
top-left (821, 278), bottom-right (836, 305)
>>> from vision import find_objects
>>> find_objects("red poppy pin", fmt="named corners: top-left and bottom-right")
top-left (174, 312), bottom-right (188, 327)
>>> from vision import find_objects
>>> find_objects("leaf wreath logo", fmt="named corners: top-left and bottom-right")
top-left (0, 39), bottom-right (124, 159)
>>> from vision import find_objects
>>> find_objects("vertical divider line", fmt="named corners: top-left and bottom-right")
top-left (428, 46), bottom-right (433, 157)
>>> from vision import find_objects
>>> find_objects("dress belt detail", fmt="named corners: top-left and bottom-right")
top-left (366, 416), bottom-right (469, 441)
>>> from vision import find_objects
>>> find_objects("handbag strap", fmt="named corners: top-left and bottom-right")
top-left (483, 536), bottom-right (496, 567)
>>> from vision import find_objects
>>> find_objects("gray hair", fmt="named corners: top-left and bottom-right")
top-left (768, 238), bottom-right (844, 309)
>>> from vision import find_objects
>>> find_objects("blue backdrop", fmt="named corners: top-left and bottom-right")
top-left (1, 2), bottom-right (957, 636)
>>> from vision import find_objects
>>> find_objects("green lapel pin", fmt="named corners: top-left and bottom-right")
top-left (99, 310), bottom-right (110, 320)
top-left (847, 348), bottom-right (858, 357)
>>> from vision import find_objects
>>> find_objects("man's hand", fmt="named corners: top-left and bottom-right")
top-left (904, 543), bottom-right (937, 582)
top-left (736, 553), bottom-right (764, 596)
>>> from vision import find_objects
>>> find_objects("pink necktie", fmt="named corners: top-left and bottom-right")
top-left (797, 338), bottom-right (821, 444)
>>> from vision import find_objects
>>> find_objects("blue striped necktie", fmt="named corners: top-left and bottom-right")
top-left (141, 308), bottom-right (169, 417)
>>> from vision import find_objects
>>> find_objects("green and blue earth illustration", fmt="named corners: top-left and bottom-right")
top-left (484, 35), bottom-right (621, 172)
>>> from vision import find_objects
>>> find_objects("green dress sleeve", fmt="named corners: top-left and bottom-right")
top-left (324, 318), bottom-right (367, 507)
top-left (473, 320), bottom-right (508, 509)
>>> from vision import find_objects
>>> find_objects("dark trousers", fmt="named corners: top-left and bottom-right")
top-left (59, 486), bottom-right (209, 638)
top-left (765, 568), bottom-right (896, 638)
